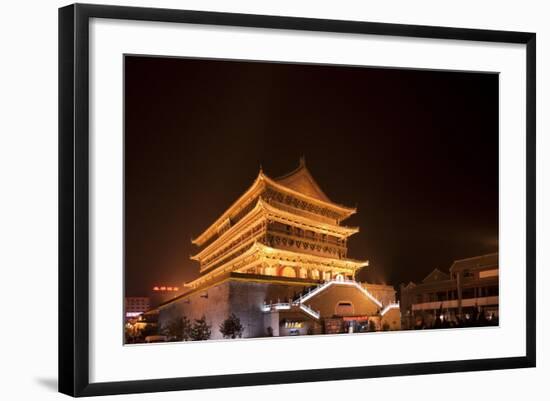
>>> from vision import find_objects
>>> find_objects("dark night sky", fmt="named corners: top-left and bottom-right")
top-left (124, 55), bottom-right (498, 297)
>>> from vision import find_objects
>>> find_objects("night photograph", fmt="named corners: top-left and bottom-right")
top-left (123, 55), bottom-right (499, 343)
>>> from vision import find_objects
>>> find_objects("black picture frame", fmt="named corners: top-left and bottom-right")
top-left (59, 3), bottom-right (536, 397)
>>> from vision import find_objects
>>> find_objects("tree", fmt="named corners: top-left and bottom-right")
top-left (190, 316), bottom-right (212, 341)
top-left (219, 313), bottom-right (244, 339)
top-left (141, 323), bottom-right (159, 339)
top-left (368, 320), bottom-right (377, 332)
top-left (162, 316), bottom-right (191, 341)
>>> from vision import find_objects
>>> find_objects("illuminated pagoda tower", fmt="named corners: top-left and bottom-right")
top-left (157, 159), bottom-right (400, 339)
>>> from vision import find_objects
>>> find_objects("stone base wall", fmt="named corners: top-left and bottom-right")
top-left (158, 279), bottom-right (307, 340)
top-left (158, 278), bottom-right (402, 340)
top-left (158, 283), bottom-right (231, 340)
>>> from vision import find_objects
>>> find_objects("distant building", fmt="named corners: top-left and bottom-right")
top-left (400, 253), bottom-right (498, 329)
top-left (157, 160), bottom-right (400, 339)
top-left (124, 297), bottom-right (150, 319)
top-left (125, 309), bottom-right (160, 343)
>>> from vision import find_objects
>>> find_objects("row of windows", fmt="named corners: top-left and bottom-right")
top-left (416, 286), bottom-right (499, 303)
top-left (275, 222), bottom-right (345, 245)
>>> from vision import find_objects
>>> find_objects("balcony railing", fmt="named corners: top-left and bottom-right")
top-left (299, 304), bottom-right (321, 319)
top-left (380, 302), bottom-right (400, 316)
top-left (261, 302), bottom-right (291, 312)
top-left (411, 296), bottom-right (499, 311)
top-left (297, 278), bottom-right (383, 308)
top-left (262, 278), bottom-right (389, 320)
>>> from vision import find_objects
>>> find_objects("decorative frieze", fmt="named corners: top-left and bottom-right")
top-left (263, 187), bottom-right (342, 222)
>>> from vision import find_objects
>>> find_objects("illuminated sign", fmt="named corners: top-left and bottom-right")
top-left (343, 315), bottom-right (369, 321)
top-left (153, 286), bottom-right (180, 292)
top-left (125, 312), bottom-right (142, 318)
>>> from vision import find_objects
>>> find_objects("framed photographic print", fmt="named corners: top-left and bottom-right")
top-left (58, 3), bottom-right (536, 397)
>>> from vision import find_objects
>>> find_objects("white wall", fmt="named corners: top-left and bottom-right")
top-left (0, 0), bottom-right (547, 400)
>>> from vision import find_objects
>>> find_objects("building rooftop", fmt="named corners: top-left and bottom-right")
top-left (273, 157), bottom-right (331, 203)
top-left (422, 268), bottom-right (450, 283)
top-left (449, 252), bottom-right (498, 273)
top-left (191, 159), bottom-right (357, 247)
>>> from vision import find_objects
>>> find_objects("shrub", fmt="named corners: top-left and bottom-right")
top-left (219, 313), bottom-right (244, 339)
top-left (190, 316), bottom-right (212, 341)
top-left (161, 316), bottom-right (191, 341)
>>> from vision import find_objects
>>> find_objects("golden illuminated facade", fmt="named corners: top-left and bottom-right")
top-left (157, 159), bottom-right (400, 340)
top-left (186, 158), bottom-right (368, 290)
